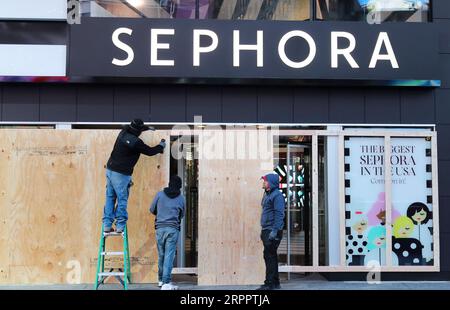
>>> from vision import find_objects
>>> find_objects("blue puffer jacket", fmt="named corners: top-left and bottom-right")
top-left (260, 173), bottom-right (285, 234)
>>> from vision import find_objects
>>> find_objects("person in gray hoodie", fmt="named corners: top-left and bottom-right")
top-left (150, 175), bottom-right (185, 290)
top-left (257, 173), bottom-right (285, 290)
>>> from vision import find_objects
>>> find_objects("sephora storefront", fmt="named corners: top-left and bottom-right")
top-left (0, 0), bottom-right (449, 285)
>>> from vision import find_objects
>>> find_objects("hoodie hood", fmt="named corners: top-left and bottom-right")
top-left (263, 173), bottom-right (280, 191)
top-left (164, 175), bottom-right (182, 199)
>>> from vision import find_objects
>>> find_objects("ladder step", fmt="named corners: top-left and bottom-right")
top-left (101, 251), bottom-right (124, 256)
top-left (98, 272), bottom-right (125, 277)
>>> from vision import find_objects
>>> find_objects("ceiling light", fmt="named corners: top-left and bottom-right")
top-left (126, 0), bottom-right (144, 7)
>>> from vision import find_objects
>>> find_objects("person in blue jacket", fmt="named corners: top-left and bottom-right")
top-left (257, 173), bottom-right (285, 290)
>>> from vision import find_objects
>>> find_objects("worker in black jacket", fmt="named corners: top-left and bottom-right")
top-left (102, 119), bottom-right (166, 233)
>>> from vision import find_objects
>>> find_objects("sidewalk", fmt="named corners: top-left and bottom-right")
top-left (2, 274), bottom-right (450, 290)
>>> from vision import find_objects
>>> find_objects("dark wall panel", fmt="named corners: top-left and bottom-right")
top-left (150, 86), bottom-right (186, 122)
top-left (186, 86), bottom-right (222, 122)
top-left (329, 88), bottom-right (365, 123)
top-left (433, 0), bottom-right (450, 19)
top-left (441, 233), bottom-right (450, 271)
top-left (436, 19), bottom-right (450, 54)
top-left (365, 89), bottom-right (401, 124)
top-left (438, 160), bottom-right (450, 197)
top-left (437, 125), bottom-right (450, 160)
top-left (114, 85), bottom-right (150, 122)
top-left (436, 89), bottom-right (450, 124)
top-left (439, 197), bottom-right (450, 234)
top-left (2, 84), bottom-right (39, 121)
top-left (440, 54), bottom-right (450, 89)
top-left (400, 89), bottom-right (435, 124)
top-left (40, 85), bottom-right (77, 122)
top-left (293, 88), bottom-right (329, 123)
top-left (77, 85), bottom-right (114, 122)
top-left (222, 86), bottom-right (257, 123)
top-left (257, 87), bottom-right (293, 123)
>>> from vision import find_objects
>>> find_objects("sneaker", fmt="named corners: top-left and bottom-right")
top-left (104, 227), bottom-right (114, 233)
top-left (161, 283), bottom-right (178, 290)
top-left (116, 227), bottom-right (124, 234)
top-left (158, 281), bottom-right (163, 287)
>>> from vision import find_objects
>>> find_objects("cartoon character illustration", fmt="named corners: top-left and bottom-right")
top-left (364, 226), bottom-right (399, 266)
top-left (346, 212), bottom-right (369, 266)
top-left (352, 215), bottom-right (369, 235)
top-left (406, 202), bottom-right (433, 264)
top-left (392, 216), bottom-right (424, 266)
top-left (367, 192), bottom-right (401, 226)
top-left (393, 216), bottom-right (415, 238)
top-left (376, 209), bottom-right (386, 225)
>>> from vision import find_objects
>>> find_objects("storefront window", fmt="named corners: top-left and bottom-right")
top-left (267, 129), bottom-right (437, 272)
top-left (85, 0), bottom-right (198, 18)
top-left (316, 0), bottom-right (431, 22)
top-left (83, 0), bottom-right (311, 20)
top-left (343, 135), bottom-right (435, 267)
top-left (203, 0), bottom-right (310, 20)
top-left (83, 0), bottom-right (431, 22)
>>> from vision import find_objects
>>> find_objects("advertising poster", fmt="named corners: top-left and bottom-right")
top-left (344, 137), bottom-right (433, 266)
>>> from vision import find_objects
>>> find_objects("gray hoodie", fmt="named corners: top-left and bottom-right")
top-left (149, 191), bottom-right (185, 230)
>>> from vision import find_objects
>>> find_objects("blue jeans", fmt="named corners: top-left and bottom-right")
top-left (156, 227), bottom-right (179, 284)
top-left (102, 169), bottom-right (132, 231)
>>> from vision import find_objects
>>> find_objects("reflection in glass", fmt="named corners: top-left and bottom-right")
top-left (84, 0), bottom-right (311, 20)
top-left (204, 0), bottom-right (310, 20)
top-left (85, 0), bottom-right (198, 19)
top-left (316, 0), bottom-right (430, 22)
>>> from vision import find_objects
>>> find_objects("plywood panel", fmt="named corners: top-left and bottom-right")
top-left (198, 130), bottom-right (273, 285)
top-left (0, 129), bottom-right (169, 284)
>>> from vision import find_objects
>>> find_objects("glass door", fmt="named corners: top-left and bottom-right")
top-left (286, 144), bottom-right (312, 267)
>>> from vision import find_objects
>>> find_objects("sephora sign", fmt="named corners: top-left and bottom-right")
top-left (69, 18), bottom-right (439, 83)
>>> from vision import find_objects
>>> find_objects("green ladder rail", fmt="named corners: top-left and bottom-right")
top-left (94, 226), bottom-right (131, 290)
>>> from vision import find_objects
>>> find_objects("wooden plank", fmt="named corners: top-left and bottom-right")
top-left (278, 265), bottom-right (439, 273)
top-left (431, 133), bottom-right (440, 269)
top-left (338, 134), bottom-right (346, 266)
top-left (384, 136), bottom-right (393, 267)
top-left (198, 129), bottom-right (273, 285)
top-left (312, 134), bottom-right (319, 267)
top-left (0, 129), bottom-right (169, 284)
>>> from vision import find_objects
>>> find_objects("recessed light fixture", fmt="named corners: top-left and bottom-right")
top-left (126, 0), bottom-right (145, 8)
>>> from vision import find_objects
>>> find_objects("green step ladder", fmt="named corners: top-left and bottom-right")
top-left (94, 226), bottom-right (131, 290)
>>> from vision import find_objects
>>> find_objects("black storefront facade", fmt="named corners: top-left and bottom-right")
top-left (1, 0), bottom-right (450, 284)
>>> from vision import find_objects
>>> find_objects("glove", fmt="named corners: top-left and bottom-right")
top-left (159, 139), bottom-right (166, 149)
top-left (268, 230), bottom-right (278, 241)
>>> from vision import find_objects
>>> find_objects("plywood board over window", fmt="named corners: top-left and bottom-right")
top-left (0, 129), bottom-right (169, 284)
top-left (198, 130), bottom-right (274, 285)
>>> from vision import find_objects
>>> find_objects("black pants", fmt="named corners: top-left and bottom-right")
top-left (261, 229), bottom-right (282, 286)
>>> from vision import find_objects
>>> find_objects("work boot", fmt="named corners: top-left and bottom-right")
top-left (256, 284), bottom-right (270, 290)
top-left (256, 283), bottom-right (281, 290)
